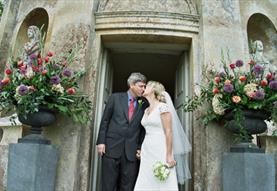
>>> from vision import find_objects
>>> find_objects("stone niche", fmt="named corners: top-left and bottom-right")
top-left (247, 13), bottom-right (277, 66)
top-left (97, 0), bottom-right (198, 15)
top-left (13, 7), bottom-right (49, 56)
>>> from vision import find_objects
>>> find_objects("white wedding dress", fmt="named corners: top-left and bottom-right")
top-left (134, 102), bottom-right (178, 191)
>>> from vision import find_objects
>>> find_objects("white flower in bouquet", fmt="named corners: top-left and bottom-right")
top-left (153, 161), bottom-right (171, 182)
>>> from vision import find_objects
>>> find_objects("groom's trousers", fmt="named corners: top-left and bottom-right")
top-left (101, 153), bottom-right (139, 191)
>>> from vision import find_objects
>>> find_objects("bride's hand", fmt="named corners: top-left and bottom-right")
top-left (166, 155), bottom-right (176, 168)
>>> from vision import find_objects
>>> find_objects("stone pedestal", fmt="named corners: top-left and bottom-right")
top-left (223, 152), bottom-right (275, 191)
top-left (7, 143), bottom-right (58, 191)
top-left (259, 135), bottom-right (277, 190)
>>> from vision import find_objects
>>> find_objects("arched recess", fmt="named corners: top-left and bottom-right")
top-left (14, 8), bottom-right (49, 55)
top-left (247, 13), bottom-right (277, 65)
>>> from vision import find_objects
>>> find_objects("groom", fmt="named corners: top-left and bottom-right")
top-left (96, 72), bottom-right (148, 191)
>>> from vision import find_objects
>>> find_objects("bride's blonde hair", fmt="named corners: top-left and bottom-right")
top-left (147, 81), bottom-right (166, 103)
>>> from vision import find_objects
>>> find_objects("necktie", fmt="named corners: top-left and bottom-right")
top-left (128, 98), bottom-right (135, 121)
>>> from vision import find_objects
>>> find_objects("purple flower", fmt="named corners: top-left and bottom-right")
top-left (223, 84), bottom-right (234, 93)
top-left (273, 101), bottom-right (277, 108)
top-left (53, 64), bottom-right (61, 69)
top-left (30, 54), bottom-right (37, 60)
top-left (50, 75), bottom-right (61, 85)
top-left (219, 71), bottom-right (226, 78)
top-left (254, 89), bottom-right (265, 100)
top-left (252, 64), bottom-right (263, 75)
top-left (269, 80), bottom-right (277, 90)
top-left (20, 68), bottom-right (27, 75)
top-left (235, 60), bottom-right (244, 67)
top-left (18, 85), bottom-right (28, 96)
top-left (63, 69), bottom-right (72, 77)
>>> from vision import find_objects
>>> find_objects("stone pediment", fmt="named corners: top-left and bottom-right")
top-left (97, 0), bottom-right (198, 15)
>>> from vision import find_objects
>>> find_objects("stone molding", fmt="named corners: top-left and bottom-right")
top-left (0, 115), bottom-right (22, 145)
top-left (95, 11), bottom-right (199, 33)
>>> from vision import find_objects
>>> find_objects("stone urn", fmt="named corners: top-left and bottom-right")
top-left (224, 109), bottom-right (268, 152)
top-left (18, 107), bottom-right (56, 144)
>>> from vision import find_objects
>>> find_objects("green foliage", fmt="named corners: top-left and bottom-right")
top-left (0, 1), bottom-right (3, 17)
top-left (183, 50), bottom-right (277, 130)
top-left (0, 30), bottom-right (92, 124)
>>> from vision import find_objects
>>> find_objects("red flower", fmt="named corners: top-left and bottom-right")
top-left (261, 80), bottom-right (268, 87)
top-left (266, 73), bottom-right (273, 80)
top-left (213, 88), bottom-right (219, 94)
top-left (44, 56), bottom-right (49, 63)
top-left (229, 63), bottom-right (236, 69)
top-left (38, 58), bottom-right (43, 65)
top-left (20, 64), bottom-right (26, 70)
top-left (67, 87), bottom-right (76, 95)
top-left (5, 68), bottom-right (12, 75)
top-left (32, 65), bottom-right (39, 72)
top-left (214, 77), bottom-right (220, 83)
top-left (42, 69), bottom-right (47, 75)
top-left (1, 78), bottom-right (10, 85)
top-left (47, 52), bottom-right (54, 57)
top-left (239, 76), bottom-right (247, 82)
top-left (17, 60), bottom-right (24, 67)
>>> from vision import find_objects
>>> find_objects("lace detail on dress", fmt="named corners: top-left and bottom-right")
top-left (159, 103), bottom-right (169, 113)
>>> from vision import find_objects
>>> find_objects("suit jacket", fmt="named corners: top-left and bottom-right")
top-left (96, 92), bottom-right (149, 161)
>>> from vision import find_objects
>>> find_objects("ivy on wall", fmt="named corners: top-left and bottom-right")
top-left (0, 1), bottom-right (3, 17)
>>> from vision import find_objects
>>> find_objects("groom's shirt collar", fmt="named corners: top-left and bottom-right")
top-left (127, 91), bottom-right (137, 108)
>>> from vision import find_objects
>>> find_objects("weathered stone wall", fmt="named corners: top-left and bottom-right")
top-left (0, 0), bottom-right (276, 191)
top-left (42, 1), bottom-right (97, 191)
top-left (0, 0), bottom-right (98, 191)
top-left (98, 0), bottom-right (197, 14)
top-left (196, 0), bottom-right (277, 191)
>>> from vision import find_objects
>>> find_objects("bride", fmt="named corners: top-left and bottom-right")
top-left (134, 81), bottom-right (191, 191)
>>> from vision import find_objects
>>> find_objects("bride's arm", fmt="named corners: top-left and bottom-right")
top-left (161, 112), bottom-right (176, 167)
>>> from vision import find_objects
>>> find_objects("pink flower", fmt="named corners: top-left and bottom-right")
top-left (214, 77), bottom-right (220, 83)
top-left (213, 88), bottom-right (219, 94)
top-left (67, 87), bottom-right (76, 95)
top-left (232, 96), bottom-right (241, 103)
top-left (1, 78), bottom-right (10, 85)
top-left (47, 52), bottom-right (54, 57)
top-left (239, 76), bottom-right (247, 82)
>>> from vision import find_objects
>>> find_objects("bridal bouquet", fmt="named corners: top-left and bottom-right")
top-left (153, 161), bottom-right (171, 181)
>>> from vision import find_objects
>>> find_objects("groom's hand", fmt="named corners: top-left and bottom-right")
top-left (97, 144), bottom-right (106, 156)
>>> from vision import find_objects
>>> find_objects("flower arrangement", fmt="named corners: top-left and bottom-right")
top-left (153, 161), bottom-right (171, 182)
top-left (184, 51), bottom-right (277, 130)
top-left (0, 38), bottom-right (92, 124)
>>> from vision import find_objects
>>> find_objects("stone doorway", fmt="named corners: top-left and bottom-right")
top-left (90, 34), bottom-right (192, 191)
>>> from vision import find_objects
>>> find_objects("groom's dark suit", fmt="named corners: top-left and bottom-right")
top-left (96, 92), bottom-right (148, 191)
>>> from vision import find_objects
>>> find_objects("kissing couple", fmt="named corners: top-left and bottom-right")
top-left (96, 72), bottom-right (191, 191)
